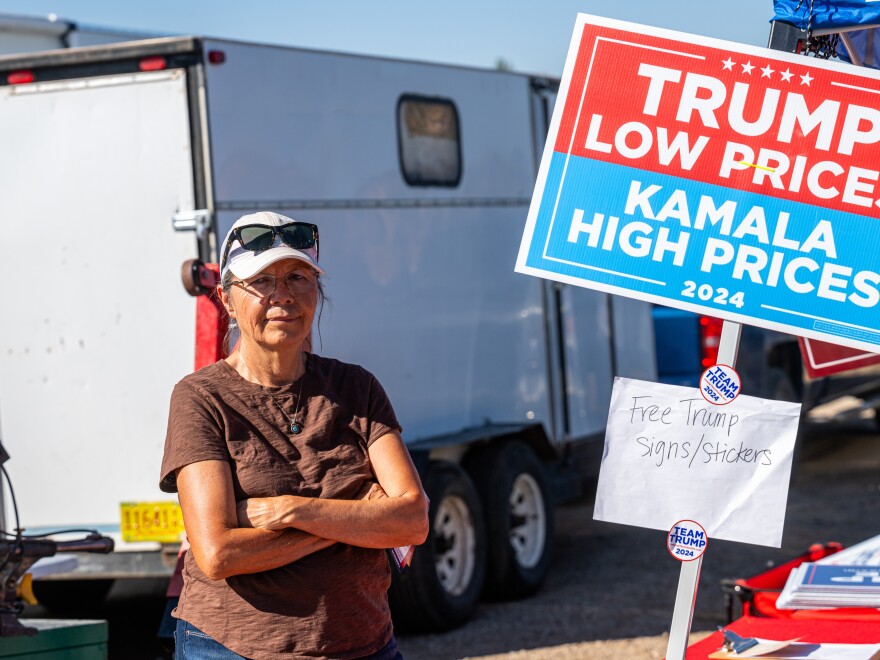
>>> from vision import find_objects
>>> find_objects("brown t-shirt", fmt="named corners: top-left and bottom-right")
top-left (159, 353), bottom-right (401, 660)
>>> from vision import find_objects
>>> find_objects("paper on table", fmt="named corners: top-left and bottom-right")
top-left (709, 640), bottom-right (880, 659)
top-left (725, 637), bottom-right (802, 657)
top-left (388, 545), bottom-right (414, 571)
top-left (594, 378), bottom-right (801, 547)
top-left (777, 563), bottom-right (880, 610)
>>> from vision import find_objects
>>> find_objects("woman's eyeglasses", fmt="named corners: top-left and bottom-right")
top-left (221, 222), bottom-right (319, 271)
top-left (231, 270), bottom-right (317, 298)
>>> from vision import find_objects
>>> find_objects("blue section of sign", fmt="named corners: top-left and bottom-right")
top-left (525, 153), bottom-right (880, 350)
top-left (802, 565), bottom-right (880, 587)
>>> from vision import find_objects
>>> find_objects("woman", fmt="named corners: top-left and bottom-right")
top-left (160, 211), bottom-right (429, 660)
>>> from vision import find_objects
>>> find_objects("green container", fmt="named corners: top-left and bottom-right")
top-left (0, 620), bottom-right (107, 660)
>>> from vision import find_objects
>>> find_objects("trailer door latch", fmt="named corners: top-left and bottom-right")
top-left (171, 209), bottom-right (213, 238)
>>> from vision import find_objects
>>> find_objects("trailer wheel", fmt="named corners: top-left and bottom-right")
top-left (468, 441), bottom-right (553, 600)
top-left (388, 461), bottom-right (486, 632)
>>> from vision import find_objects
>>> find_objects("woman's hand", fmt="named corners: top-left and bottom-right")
top-left (176, 461), bottom-right (337, 579)
top-left (237, 482), bottom-right (388, 530)
top-left (357, 480), bottom-right (388, 501)
top-left (248, 434), bottom-right (428, 548)
top-left (236, 433), bottom-right (428, 549)
top-left (237, 496), bottom-right (293, 530)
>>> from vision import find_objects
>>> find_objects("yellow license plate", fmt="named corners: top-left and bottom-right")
top-left (120, 501), bottom-right (185, 543)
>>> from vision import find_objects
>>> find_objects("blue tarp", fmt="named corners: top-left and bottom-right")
top-left (772, 0), bottom-right (880, 68)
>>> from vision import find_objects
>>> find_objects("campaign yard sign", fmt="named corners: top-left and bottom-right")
top-left (516, 14), bottom-right (880, 353)
top-left (798, 336), bottom-right (880, 378)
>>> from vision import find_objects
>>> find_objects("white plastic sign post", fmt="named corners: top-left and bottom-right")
top-left (670, 321), bottom-right (739, 660)
top-left (516, 14), bottom-right (880, 354)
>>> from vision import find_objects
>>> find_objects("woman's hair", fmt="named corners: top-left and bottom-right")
top-left (220, 266), bottom-right (328, 356)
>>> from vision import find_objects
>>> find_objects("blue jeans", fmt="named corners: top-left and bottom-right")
top-left (175, 620), bottom-right (246, 659)
top-left (174, 619), bottom-right (403, 659)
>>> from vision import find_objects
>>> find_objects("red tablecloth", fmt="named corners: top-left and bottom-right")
top-left (683, 616), bottom-right (880, 658)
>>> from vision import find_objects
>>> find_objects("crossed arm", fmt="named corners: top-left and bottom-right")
top-left (176, 431), bottom-right (429, 580)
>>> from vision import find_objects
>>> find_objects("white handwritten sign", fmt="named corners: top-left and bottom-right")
top-left (594, 377), bottom-right (801, 547)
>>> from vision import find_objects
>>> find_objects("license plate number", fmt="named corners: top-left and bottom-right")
top-left (120, 501), bottom-right (185, 543)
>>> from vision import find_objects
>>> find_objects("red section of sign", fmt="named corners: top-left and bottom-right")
top-left (799, 336), bottom-right (880, 378)
top-left (554, 23), bottom-right (880, 218)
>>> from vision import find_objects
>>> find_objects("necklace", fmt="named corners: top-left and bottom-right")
top-left (240, 349), bottom-right (308, 435)
top-left (269, 369), bottom-right (307, 435)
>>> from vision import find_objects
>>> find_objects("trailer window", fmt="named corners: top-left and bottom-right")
top-left (397, 95), bottom-right (461, 187)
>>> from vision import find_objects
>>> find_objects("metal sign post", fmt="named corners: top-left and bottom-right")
top-left (665, 320), bottom-right (742, 660)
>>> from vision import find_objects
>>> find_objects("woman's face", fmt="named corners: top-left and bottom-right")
top-left (221, 259), bottom-right (319, 352)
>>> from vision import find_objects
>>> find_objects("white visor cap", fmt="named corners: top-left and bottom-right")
top-left (220, 211), bottom-right (323, 280)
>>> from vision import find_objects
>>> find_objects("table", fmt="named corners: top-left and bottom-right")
top-left (683, 616), bottom-right (880, 658)
top-left (0, 619), bottom-right (107, 659)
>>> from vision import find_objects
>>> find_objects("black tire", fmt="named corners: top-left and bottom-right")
top-left (388, 461), bottom-right (486, 633)
top-left (32, 578), bottom-right (115, 614)
top-left (467, 441), bottom-right (553, 600)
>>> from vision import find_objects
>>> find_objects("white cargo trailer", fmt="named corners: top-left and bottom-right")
top-left (0, 36), bottom-right (656, 629)
top-left (0, 12), bottom-right (147, 55)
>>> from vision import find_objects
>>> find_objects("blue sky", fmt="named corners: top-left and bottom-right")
top-left (0, 1), bottom-right (776, 76)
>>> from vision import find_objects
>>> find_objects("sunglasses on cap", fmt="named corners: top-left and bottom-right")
top-left (221, 222), bottom-right (319, 272)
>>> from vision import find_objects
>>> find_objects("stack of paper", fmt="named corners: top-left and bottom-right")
top-left (777, 563), bottom-right (880, 610)
top-left (388, 545), bottom-right (414, 571)
top-left (818, 534), bottom-right (880, 567)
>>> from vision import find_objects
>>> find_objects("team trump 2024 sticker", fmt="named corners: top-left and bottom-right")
top-left (667, 520), bottom-right (708, 561)
top-left (700, 364), bottom-right (741, 405)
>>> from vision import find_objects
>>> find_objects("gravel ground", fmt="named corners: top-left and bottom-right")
top-left (397, 419), bottom-right (880, 659)
top-left (460, 632), bottom-right (714, 659)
